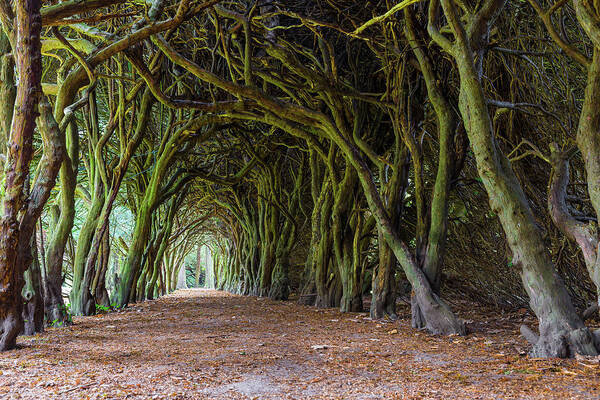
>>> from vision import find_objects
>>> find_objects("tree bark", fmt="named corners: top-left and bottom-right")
top-left (314, 186), bottom-right (341, 308)
top-left (0, 0), bottom-right (62, 347)
top-left (44, 119), bottom-right (77, 323)
top-left (92, 225), bottom-right (111, 308)
top-left (69, 175), bottom-right (103, 315)
top-left (298, 153), bottom-right (326, 306)
top-left (569, 27), bottom-right (600, 314)
top-left (405, 11), bottom-right (460, 328)
top-left (370, 146), bottom-right (409, 320)
top-left (435, 0), bottom-right (598, 356)
top-left (371, 230), bottom-right (398, 319)
top-left (325, 129), bottom-right (465, 334)
top-left (22, 234), bottom-right (44, 335)
top-left (548, 144), bottom-right (600, 314)
top-left (0, 32), bottom-right (15, 159)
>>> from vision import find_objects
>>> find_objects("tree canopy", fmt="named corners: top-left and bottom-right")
top-left (0, 0), bottom-right (599, 360)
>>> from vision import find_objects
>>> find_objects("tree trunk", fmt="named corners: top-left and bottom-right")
top-left (312, 180), bottom-right (341, 308)
top-left (0, 32), bottom-right (15, 159)
top-left (298, 150), bottom-right (323, 306)
top-left (314, 224), bottom-right (340, 308)
top-left (22, 234), bottom-right (44, 335)
top-left (69, 175), bottom-right (103, 316)
top-left (195, 245), bottom-right (201, 287)
top-left (370, 145), bottom-right (410, 320)
top-left (116, 199), bottom-right (153, 306)
top-left (44, 119), bottom-right (78, 322)
top-left (269, 257), bottom-right (290, 301)
top-left (339, 214), bottom-right (364, 313)
top-left (571, 42), bottom-right (600, 315)
top-left (146, 232), bottom-right (167, 299)
top-left (269, 216), bottom-right (297, 301)
top-left (92, 225), bottom-right (111, 308)
top-left (405, 13), bottom-right (459, 328)
top-left (436, 0), bottom-right (598, 356)
top-left (371, 229), bottom-right (398, 319)
top-left (324, 129), bottom-right (464, 334)
top-left (0, 1), bottom-right (57, 349)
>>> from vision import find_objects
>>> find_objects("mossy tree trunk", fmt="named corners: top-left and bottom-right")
top-left (157, 19), bottom-right (465, 335)
top-left (0, 32), bottom-right (15, 161)
top-left (404, 11), bottom-right (463, 329)
top-left (145, 194), bottom-right (183, 299)
top-left (433, 0), bottom-right (598, 356)
top-left (93, 227), bottom-right (111, 308)
top-left (22, 233), bottom-right (44, 335)
top-left (313, 184), bottom-right (341, 308)
top-left (269, 155), bottom-right (305, 301)
top-left (0, 0), bottom-right (64, 348)
top-left (298, 150), bottom-right (323, 306)
top-left (70, 88), bottom-right (115, 316)
top-left (256, 174), bottom-right (278, 296)
top-left (44, 116), bottom-right (78, 323)
top-left (69, 172), bottom-right (103, 316)
top-left (370, 136), bottom-right (410, 320)
top-left (87, 89), bottom-right (153, 310)
top-left (551, 1), bottom-right (600, 319)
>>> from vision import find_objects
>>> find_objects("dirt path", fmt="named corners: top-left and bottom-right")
top-left (0, 289), bottom-right (599, 399)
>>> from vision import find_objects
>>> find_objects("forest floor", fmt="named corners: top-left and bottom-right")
top-left (0, 289), bottom-right (599, 399)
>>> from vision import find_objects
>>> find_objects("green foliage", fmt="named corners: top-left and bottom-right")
top-left (95, 304), bottom-right (111, 313)
top-left (50, 304), bottom-right (73, 327)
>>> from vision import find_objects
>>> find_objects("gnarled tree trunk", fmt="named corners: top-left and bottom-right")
top-left (370, 146), bottom-right (409, 320)
top-left (0, 0), bottom-right (44, 350)
top-left (0, 4), bottom-right (64, 347)
top-left (44, 119), bottom-right (77, 323)
top-left (434, 0), bottom-right (598, 356)
top-left (405, 11), bottom-right (462, 329)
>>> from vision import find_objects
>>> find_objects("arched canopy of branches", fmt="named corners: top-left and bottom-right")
top-left (0, 0), bottom-right (598, 359)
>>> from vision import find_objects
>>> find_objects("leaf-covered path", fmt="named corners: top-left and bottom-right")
top-left (1, 289), bottom-right (599, 399)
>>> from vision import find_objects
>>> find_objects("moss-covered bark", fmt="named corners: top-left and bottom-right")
top-left (404, 11), bottom-right (461, 328)
top-left (0, 5), bottom-right (63, 348)
top-left (434, 0), bottom-right (598, 356)
top-left (69, 174), bottom-right (104, 316)
top-left (270, 157), bottom-right (304, 301)
top-left (313, 184), bottom-right (341, 308)
top-left (116, 156), bottom-right (180, 305)
top-left (44, 119), bottom-right (78, 323)
top-left (145, 195), bottom-right (183, 300)
top-left (0, 33), bottom-right (14, 160)
top-left (530, 1), bottom-right (600, 323)
top-left (332, 165), bottom-right (361, 312)
top-left (22, 234), bottom-right (44, 335)
top-left (93, 228), bottom-right (111, 308)
top-left (298, 150), bottom-right (322, 305)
